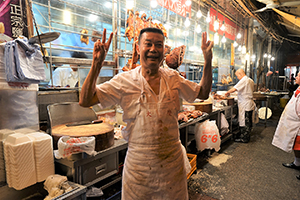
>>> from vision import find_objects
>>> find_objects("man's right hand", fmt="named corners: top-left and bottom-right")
top-left (93, 28), bottom-right (114, 66)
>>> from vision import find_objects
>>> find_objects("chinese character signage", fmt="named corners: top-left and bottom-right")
top-left (209, 7), bottom-right (241, 41)
top-left (0, 0), bottom-right (29, 39)
top-left (157, 0), bottom-right (191, 18)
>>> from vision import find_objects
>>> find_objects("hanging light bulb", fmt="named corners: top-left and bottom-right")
top-left (197, 10), bottom-right (202, 18)
top-left (214, 32), bottom-right (219, 44)
top-left (63, 10), bottom-right (71, 24)
top-left (89, 14), bottom-right (98, 22)
top-left (196, 24), bottom-right (202, 33)
top-left (233, 40), bottom-right (238, 47)
top-left (238, 45), bottom-right (242, 51)
top-left (264, 53), bottom-right (268, 58)
top-left (237, 32), bottom-right (242, 39)
top-left (214, 18), bottom-right (219, 31)
top-left (221, 35), bottom-right (226, 43)
top-left (126, 0), bottom-right (134, 9)
top-left (271, 57), bottom-right (275, 61)
top-left (251, 55), bottom-right (256, 61)
top-left (206, 12), bottom-right (211, 23)
top-left (245, 53), bottom-right (250, 60)
top-left (164, 23), bottom-right (171, 30)
top-left (220, 21), bottom-right (225, 31)
top-left (184, 18), bottom-right (190, 27)
top-left (150, 0), bottom-right (158, 8)
top-left (185, 0), bottom-right (191, 6)
top-left (183, 31), bottom-right (189, 36)
top-left (175, 28), bottom-right (181, 36)
top-left (242, 45), bottom-right (246, 54)
top-left (268, 54), bottom-right (272, 58)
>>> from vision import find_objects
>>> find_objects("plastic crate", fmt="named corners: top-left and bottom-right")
top-left (187, 153), bottom-right (197, 179)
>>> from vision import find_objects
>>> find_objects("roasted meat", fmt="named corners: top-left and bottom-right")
top-left (165, 45), bottom-right (186, 69)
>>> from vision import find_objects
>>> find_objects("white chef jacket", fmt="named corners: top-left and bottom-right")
top-left (272, 87), bottom-right (300, 152)
top-left (234, 75), bottom-right (255, 126)
top-left (95, 66), bottom-right (200, 199)
top-left (96, 66), bottom-right (200, 140)
top-left (48, 67), bottom-right (78, 87)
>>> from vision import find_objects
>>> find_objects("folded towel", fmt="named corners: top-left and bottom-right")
top-left (4, 36), bottom-right (46, 84)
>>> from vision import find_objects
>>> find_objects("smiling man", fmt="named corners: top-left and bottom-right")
top-left (80, 27), bottom-right (213, 199)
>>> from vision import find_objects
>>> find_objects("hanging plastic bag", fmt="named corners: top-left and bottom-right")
top-left (220, 113), bottom-right (229, 136)
top-left (194, 120), bottom-right (221, 152)
top-left (54, 136), bottom-right (97, 159)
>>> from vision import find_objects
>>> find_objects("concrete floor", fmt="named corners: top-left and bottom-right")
top-left (188, 108), bottom-right (300, 200)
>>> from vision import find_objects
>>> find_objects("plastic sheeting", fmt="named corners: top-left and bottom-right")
top-left (0, 89), bottom-right (39, 130)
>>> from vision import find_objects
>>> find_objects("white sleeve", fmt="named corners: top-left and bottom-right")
top-left (50, 69), bottom-right (62, 86)
top-left (296, 96), bottom-right (300, 118)
top-left (234, 78), bottom-right (246, 91)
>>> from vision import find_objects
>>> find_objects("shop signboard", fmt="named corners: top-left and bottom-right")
top-left (157, 0), bottom-right (191, 18)
top-left (0, 0), bottom-right (29, 40)
top-left (208, 7), bottom-right (242, 41)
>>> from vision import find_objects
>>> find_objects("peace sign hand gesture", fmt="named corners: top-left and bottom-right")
top-left (93, 28), bottom-right (115, 66)
top-left (201, 32), bottom-right (214, 62)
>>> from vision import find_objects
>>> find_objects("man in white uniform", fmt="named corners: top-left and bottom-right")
top-left (225, 69), bottom-right (255, 143)
top-left (79, 28), bottom-right (213, 199)
top-left (272, 72), bottom-right (300, 180)
top-left (48, 52), bottom-right (87, 87)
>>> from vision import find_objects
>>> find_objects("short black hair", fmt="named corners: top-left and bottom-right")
top-left (71, 51), bottom-right (88, 58)
top-left (138, 27), bottom-right (164, 44)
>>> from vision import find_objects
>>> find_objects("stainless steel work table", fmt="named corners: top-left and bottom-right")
top-left (55, 139), bottom-right (128, 188)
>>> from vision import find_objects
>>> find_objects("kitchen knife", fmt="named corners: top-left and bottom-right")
top-left (66, 119), bottom-right (103, 127)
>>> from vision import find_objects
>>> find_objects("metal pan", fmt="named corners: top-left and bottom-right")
top-left (28, 32), bottom-right (60, 44)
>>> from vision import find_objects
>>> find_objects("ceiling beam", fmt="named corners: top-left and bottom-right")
top-left (234, 0), bottom-right (281, 42)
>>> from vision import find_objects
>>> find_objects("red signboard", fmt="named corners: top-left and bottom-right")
top-left (157, 0), bottom-right (191, 18)
top-left (209, 7), bottom-right (242, 41)
top-left (0, 0), bottom-right (29, 39)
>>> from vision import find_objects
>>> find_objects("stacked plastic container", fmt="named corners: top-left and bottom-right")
top-left (0, 129), bottom-right (14, 184)
top-left (3, 131), bottom-right (54, 190)
top-left (28, 132), bottom-right (54, 182)
top-left (4, 133), bottom-right (37, 190)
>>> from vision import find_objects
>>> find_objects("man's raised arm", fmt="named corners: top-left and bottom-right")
top-left (79, 29), bottom-right (114, 107)
top-left (197, 32), bottom-right (214, 100)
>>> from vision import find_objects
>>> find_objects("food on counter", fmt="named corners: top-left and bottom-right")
top-left (80, 28), bottom-right (89, 45)
top-left (165, 45), bottom-right (186, 69)
top-left (44, 175), bottom-right (73, 200)
top-left (178, 110), bottom-right (203, 123)
top-left (125, 9), bottom-right (168, 43)
top-left (212, 91), bottom-right (226, 100)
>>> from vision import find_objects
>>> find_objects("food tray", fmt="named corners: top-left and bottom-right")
top-left (187, 153), bottom-right (197, 179)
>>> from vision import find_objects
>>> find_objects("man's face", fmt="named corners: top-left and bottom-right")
top-left (137, 32), bottom-right (164, 69)
top-left (295, 72), bottom-right (300, 85)
top-left (70, 64), bottom-right (78, 71)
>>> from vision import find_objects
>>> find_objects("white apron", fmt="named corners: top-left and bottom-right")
top-left (237, 100), bottom-right (255, 127)
top-left (122, 73), bottom-right (188, 200)
top-left (272, 91), bottom-right (300, 153)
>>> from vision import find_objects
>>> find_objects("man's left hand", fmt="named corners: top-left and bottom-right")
top-left (201, 32), bottom-right (214, 62)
